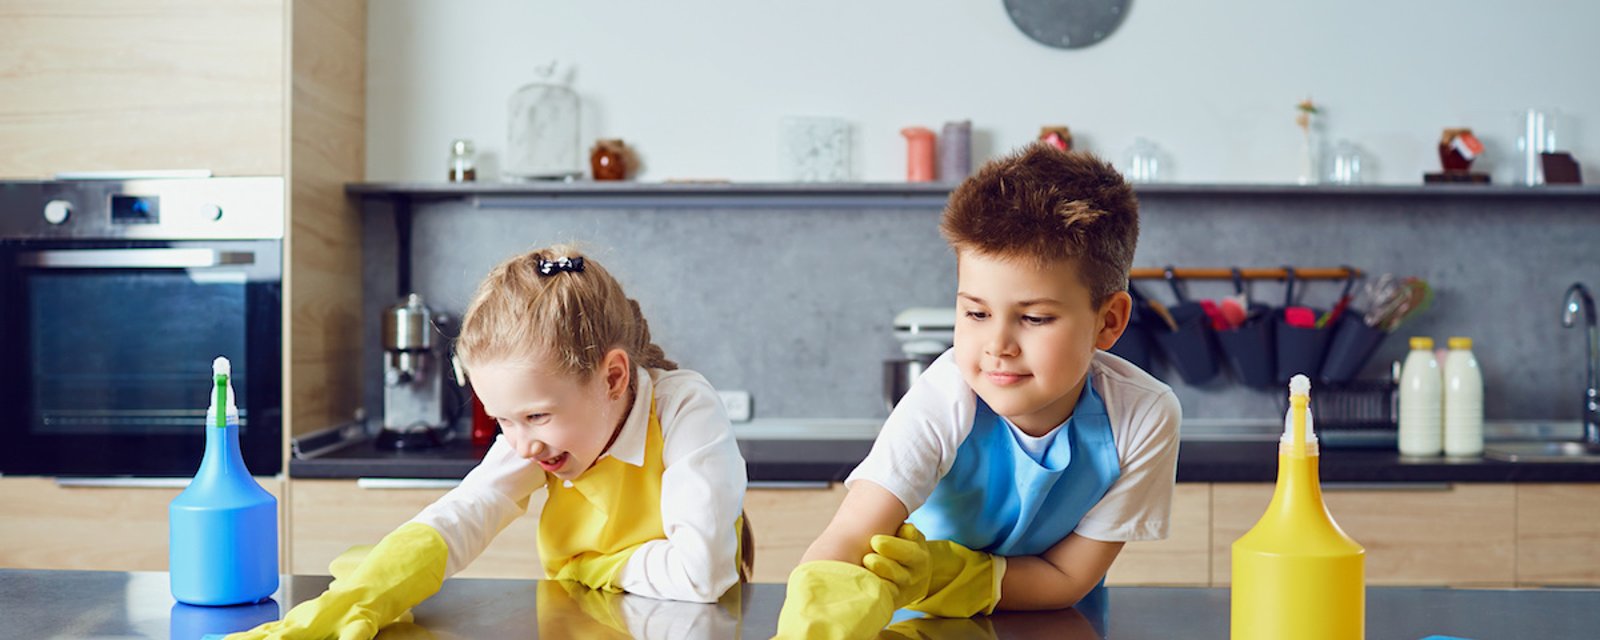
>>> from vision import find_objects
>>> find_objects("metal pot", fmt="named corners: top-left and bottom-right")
top-left (883, 356), bottom-right (936, 412)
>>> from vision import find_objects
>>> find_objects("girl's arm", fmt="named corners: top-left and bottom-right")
top-left (409, 435), bottom-right (547, 577)
top-left (616, 372), bottom-right (746, 603)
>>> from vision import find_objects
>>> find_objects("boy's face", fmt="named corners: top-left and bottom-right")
top-left (469, 354), bottom-right (628, 482)
top-left (953, 250), bottom-right (1129, 435)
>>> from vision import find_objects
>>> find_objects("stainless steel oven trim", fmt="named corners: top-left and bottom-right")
top-left (17, 248), bottom-right (256, 269)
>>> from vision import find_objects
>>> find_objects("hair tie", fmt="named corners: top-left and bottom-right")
top-left (537, 256), bottom-right (585, 277)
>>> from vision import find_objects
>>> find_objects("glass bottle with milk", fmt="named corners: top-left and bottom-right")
top-left (1398, 337), bottom-right (1443, 456)
top-left (1443, 337), bottom-right (1485, 457)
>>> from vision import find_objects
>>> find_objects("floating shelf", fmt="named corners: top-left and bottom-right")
top-left (347, 180), bottom-right (1600, 209)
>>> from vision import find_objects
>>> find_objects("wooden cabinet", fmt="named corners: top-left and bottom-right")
top-left (0, 1), bottom-right (367, 574)
top-left (0, 0), bottom-right (285, 178)
top-left (289, 479), bottom-right (543, 580)
top-left (1107, 483), bottom-right (1211, 586)
top-left (1516, 483), bottom-right (1600, 586)
top-left (744, 484), bottom-right (850, 583)
top-left (1211, 483), bottom-right (1517, 587)
top-left (0, 476), bottom-right (282, 572)
top-left (743, 482), bottom-right (1215, 587)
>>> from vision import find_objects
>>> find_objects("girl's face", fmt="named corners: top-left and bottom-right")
top-left (469, 350), bottom-right (632, 481)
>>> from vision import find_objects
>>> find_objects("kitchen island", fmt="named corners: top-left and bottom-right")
top-left (5, 569), bottom-right (1597, 639)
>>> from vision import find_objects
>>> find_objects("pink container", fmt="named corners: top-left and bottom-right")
top-left (901, 127), bottom-right (937, 182)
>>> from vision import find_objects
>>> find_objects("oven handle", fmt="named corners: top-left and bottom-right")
top-left (17, 248), bottom-right (255, 269)
top-left (55, 477), bottom-right (193, 489)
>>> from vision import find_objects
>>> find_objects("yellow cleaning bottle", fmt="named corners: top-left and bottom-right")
top-left (1231, 374), bottom-right (1365, 639)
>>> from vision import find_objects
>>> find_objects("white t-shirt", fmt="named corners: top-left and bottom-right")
top-left (846, 349), bottom-right (1181, 543)
top-left (408, 367), bottom-right (747, 603)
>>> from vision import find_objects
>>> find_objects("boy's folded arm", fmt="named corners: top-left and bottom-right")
top-left (996, 533), bottom-right (1124, 611)
top-left (801, 479), bottom-right (910, 566)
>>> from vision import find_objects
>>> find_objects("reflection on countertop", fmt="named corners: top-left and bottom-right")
top-left (7, 569), bottom-right (1600, 639)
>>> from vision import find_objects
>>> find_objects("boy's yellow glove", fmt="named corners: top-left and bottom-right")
top-left (864, 523), bottom-right (1004, 618)
top-left (225, 522), bottom-right (448, 640)
top-left (774, 560), bottom-right (899, 639)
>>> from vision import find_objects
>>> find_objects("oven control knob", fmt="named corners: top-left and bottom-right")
top-left (43, 199), bottom-right (72, 225)
top-left (202, 203), bottom-right (224, 221)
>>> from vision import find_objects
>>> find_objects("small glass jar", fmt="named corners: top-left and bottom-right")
top-left (447, 139), bottom-right (477, 182)
top-left (1122, 137), bottom-right (1165, 183)
top-left (1327, 140), bottom-right (1364, 185)
top-left (590, 139), bottom-right (628, 181)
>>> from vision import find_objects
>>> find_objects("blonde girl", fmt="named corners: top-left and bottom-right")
top-left (232, 244), bottom-right (750, 639)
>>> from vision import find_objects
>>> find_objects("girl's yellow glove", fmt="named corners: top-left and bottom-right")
top-left (225, 522), bottom-right (448, 640)
top-left (774, 560), bottom-right (898, 639)
top-left (864, 523), bottom-right (1004, 618)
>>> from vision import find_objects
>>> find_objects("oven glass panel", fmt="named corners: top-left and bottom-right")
top-left (26, 270), bottom-right (248, 435)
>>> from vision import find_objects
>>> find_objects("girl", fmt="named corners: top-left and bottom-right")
top-left (232, 245), bottom-right (751, 639)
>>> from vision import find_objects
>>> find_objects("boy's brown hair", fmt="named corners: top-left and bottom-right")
top-left (941, 144), bottom-right (1139, 307)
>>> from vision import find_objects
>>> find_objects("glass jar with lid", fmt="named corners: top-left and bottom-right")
top-left (505, 61), bottom-right (582, 180)
top-left (447, 139), bottom-right (477, 182)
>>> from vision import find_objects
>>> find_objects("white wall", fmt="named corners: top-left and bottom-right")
top-left (367, 0), bottom-right (1599, 184)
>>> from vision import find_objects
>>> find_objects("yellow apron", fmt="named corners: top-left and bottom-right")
top-left (538, 394), bottom-right (670, 589)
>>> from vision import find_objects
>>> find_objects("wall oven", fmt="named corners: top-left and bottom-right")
top-left (0, 177), bottom-right (283, 476)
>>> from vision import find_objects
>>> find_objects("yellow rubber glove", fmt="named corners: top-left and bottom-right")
top-left (225, 522), bottom-right (448, 640)
top-left (863, 524), bottom-right (1004, 618)
top-left (774, 560), bottom-right (899, 640)
top-left (550, 544), bottom-right (644, 592)
top-left (864, 524), bottom-right (931, 609)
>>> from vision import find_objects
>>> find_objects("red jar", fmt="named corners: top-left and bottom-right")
top-left (590, 139), bottom-right (628, 181)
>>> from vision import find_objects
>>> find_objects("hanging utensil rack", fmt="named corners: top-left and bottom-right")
top-left (1130, 267), bottom-right (1360, 280)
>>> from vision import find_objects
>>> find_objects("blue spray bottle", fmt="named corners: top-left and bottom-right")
top-left (169, 356), bottom-right (279, 605)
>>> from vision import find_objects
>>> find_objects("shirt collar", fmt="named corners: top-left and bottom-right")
top-left (598, 366), bottom-right (653, 467)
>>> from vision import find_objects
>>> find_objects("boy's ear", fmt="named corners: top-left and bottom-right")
top-left (1094, 291), bottom-right (1132, 351)
top-left (602, 348), bottom-right (631, 400)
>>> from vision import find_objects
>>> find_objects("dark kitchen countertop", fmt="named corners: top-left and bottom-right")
top-left (291, 431), bottom-right (1600, 484)
top-left (7, 569), bottom-right (1600, 639)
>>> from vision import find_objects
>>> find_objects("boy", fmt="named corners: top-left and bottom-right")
top-left (777, 145), bottom-right (1181, 637)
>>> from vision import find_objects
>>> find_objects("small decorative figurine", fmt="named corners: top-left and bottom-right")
top-left (1038, 126), bottom-right (1072, 151)
top-left (1425, 128), bottom-right (1489, 184)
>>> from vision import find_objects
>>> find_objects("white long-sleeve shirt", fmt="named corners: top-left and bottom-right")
top-left (409, 366), bottom-right (748, 602)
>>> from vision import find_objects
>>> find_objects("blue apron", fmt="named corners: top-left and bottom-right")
top-left (907, 373), bottom-right (1121, 628)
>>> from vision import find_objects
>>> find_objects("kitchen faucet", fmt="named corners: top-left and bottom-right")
top-left (1562, 283), bottom-right (1600, 450)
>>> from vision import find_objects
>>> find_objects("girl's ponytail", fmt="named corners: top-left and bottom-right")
top-left (628, 298), bottom-right (677, 371)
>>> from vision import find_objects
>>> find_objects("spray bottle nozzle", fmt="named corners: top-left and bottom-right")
top-left (209, 356), bottom-right (239, 428)
top-left (1282, 374), bottom-right (1317, 452)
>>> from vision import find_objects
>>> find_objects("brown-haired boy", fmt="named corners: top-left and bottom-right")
top-left (777, 145), bottom-right (1181, 637)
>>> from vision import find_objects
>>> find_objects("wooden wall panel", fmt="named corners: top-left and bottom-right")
top-left (0, 0), bottom-right (284, 177)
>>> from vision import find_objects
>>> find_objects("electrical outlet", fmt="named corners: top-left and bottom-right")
top-left (718, 390), bottom-right (753, 422)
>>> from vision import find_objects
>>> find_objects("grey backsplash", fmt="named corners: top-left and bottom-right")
top-left (360, 192), bottom-right (1600, 430)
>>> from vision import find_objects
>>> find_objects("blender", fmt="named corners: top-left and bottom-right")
top-left (379, 293), bottom-right (448, 449)
top-left (883, 307), bottom-right (956, 412)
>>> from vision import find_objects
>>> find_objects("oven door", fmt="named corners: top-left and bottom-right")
top-left (0, 239), bottom-right (281, 476)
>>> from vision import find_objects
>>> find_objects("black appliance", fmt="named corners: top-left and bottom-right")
top-left (0, 176), bottom-right (283, 476)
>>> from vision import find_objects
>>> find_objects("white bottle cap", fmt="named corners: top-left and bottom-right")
top-left (209, 356), bottom-right (239, 424)
top-left (1281, 374), bottom-right (1317, 446)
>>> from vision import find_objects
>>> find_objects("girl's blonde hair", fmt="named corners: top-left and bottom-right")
top-left (456, 244), bottom-right (677, 380)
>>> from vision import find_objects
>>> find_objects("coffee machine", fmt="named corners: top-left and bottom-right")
top-left (883, 307), bottom-right (956, 411)
top-left (379, 293), bottom-right (448, 449)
